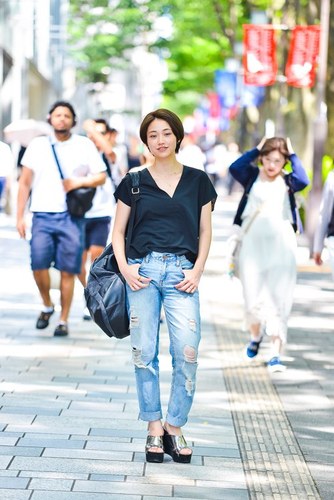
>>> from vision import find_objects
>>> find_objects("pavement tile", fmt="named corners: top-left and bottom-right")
top-left (0, 445), bottom-right (43, 457)
top-left (145, 463), bottom-right (246, 482)
top-left (73, 479), bottom-right (172, 496)
top-left (19, 470), bottom-right (88, 480)
top-left (28, 477), bottom-right (73, 491)
top-left (31, 493), bottom-right (140, 500)
top-left (42, 447), bottom-right (133, 461)
top-left (10, 456), bottom-right (144, 475)
top-left (0, 414), bottom-right (34, 425)
top-left (18, 438), bottom-right (85, 449)
top-left (0, 471), bottom-right (18, 477)
top-left (174, 485), bottom-right (249, 499)
top-left (0, 436), bottom-right (19, 446)
top-left (0, 456), bottom-right (14, 469)
top-left (0, 491), bottom-right (31, 500)
top-left (0, 477), bottom-right (30, 488)
top-left (0, 406), bottom-right (60, 416)
top-left (89, 474), bottom-right (125, 481)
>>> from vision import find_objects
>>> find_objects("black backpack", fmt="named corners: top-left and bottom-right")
top-left (84, 171), bottom-right (140, 338)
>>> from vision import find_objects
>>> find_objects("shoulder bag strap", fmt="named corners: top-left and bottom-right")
top-left (51, 143), bottom-right (65, 180)
top-left (125, 171), bottom-right (140, 255)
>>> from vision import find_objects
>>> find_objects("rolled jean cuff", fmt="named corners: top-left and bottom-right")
top-left (165, 415), bottom-right (188, 427)
top-left (139, 410), bottom-right (163, 422)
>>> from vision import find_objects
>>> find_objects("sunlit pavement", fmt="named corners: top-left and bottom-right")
top-left (0, 189), bottom-right (333, 499)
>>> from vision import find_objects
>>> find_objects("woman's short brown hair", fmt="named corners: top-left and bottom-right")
top-left (139, 108), bottom-right (184, 153)
top-left (260, 137), bottom-right (290, 162)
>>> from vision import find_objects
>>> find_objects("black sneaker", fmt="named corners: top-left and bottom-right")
top-left (54, 324), bottom-right (69, 337)
top-left (36, 309), bottom-right (54, 329)
top-left (83, 307), bottom-right (92, 321)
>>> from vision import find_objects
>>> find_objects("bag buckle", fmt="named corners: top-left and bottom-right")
top-left (131, 187), bottom-right (140, 195)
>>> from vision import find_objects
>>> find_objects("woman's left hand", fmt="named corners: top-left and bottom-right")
top-left (286, 137), bottom-right (294, 155)
top-left (175, 269), bottom-right (201, 294)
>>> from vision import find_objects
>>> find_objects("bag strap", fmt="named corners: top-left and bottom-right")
top-left (125, 171), bottom-right (141, 255)
top-left (241, 199), bottom-right (267, 236)
top-left (51, 143), bottom-right (65, 180)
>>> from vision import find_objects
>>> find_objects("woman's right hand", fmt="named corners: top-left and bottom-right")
top-left (121, 263), bottom-right (151, 291)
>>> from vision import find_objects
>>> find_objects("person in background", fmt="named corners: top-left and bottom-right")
top-left (16, 101), bottom-right (107, 337)
top-left (79, 118), bottom-right (117, 319)
top-left (0, 140), bottom-right (15, 214)
top-left (313, 166), bottom-right (334, 280)
top-left (225, 142), bottom-right (242, 194)
top-left (229, 136), bottom-right (309, 372)
top-left (112, 108), bottom-right (217, 464)
top-left (177, 133), bottom-right (206, 170)
top-left (127, 134), bottom-right (142, 170)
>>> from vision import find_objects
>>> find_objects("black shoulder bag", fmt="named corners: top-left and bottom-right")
top-left (51, 143), bottom-right (96, 217)
top-left (84, 171), bottom-right (140, 339)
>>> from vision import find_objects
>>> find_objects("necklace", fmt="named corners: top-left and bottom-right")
top-left (149, 166), bottom-right (183, 191)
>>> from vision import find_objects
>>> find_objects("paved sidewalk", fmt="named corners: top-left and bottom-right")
top-left (0, 191), bottom-right (333, 499)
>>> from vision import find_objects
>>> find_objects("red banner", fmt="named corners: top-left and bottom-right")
top-left (243, 25), bottom-right (277, 86)
top-left (285, 26), bottom-right (321, 88)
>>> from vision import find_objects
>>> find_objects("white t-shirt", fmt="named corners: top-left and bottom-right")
top-left (85, 175), bottom-right (115, 218)
top-left (21, 134), bottom-right (106, 213)
top-left (177, 145), bottom-right (206, 171)
top-left (0, 141), bottom-right (15, 178)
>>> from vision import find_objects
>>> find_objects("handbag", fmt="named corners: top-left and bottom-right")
top-left (84, 171), bottom-right (140, 338)
top-left (51, 143), bottom-right (96, 217)
top-left (225, 202), bottom-right (266, 278)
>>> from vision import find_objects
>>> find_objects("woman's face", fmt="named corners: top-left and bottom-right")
top-left (146, 119), bottom-right (177, 158)
top-left (261, 150), bottom-right (286, 179)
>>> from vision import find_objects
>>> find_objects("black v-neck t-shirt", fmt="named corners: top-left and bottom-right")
top-left (114, 166), bottom-right (217, 262)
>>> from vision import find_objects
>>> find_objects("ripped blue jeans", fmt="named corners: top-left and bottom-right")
top-left (126, 252), bottom-right (201, 427)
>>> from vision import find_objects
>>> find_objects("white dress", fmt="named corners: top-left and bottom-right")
top-left (239, 175), bottom-right (297, 342)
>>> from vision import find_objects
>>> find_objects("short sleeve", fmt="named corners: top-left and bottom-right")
top-left (199, 171), bottom-right (217, 211)
top-left (114, 174), bottom-right (132, 206)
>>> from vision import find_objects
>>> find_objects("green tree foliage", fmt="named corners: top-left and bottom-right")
top-left (69, 0), bottom-right (162, 83)
top-left (68, 1), bottom-right (330, 157)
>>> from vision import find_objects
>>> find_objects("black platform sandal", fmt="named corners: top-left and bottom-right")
top-left (163, 428), bottom-right (192, 464)
top-left (145, 435), bottom-right (164, 463)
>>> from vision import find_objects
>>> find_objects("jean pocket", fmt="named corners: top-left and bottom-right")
top-left (179, 256), bottom-right (194, 271)
top-left (127, 257), bottom-right (144, 265)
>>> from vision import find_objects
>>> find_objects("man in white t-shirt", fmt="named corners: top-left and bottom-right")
top-left (16, 101), bottom-right (107, 337)
top-left (0, 140), bottom-right (14, 212)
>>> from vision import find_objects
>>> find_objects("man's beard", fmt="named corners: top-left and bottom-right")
top-left (54, 128), bottom-right (70, 135)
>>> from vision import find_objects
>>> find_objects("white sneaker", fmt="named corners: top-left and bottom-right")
top-left (267, 356), bottom-right (286, 372)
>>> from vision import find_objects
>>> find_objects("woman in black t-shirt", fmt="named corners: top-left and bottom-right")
top-left (112, 109), bottom-right (217, 464)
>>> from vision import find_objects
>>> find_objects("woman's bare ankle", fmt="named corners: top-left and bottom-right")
top-left (147, 420), bottom-right (164, 436)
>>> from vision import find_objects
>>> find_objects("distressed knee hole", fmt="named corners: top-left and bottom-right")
top-left (132, 347), bottom-right (146, 368)
top-left (130, 315), bottom-right (139, 328)
top-left (184, 345), bottom-right (197, 363)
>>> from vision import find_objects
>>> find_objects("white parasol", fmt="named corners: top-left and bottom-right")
top-left (3, 119), bottom-right (52, 147)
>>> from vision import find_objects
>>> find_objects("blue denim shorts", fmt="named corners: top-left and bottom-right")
top-left (83, 216), bottom-right (111, 250)
top-left (30, 212), bottom-right (84, 274)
